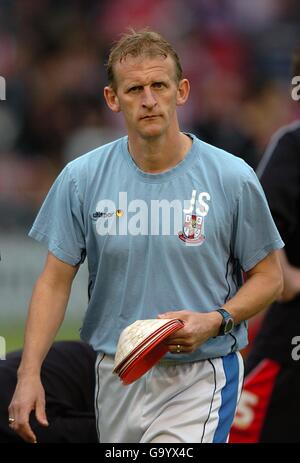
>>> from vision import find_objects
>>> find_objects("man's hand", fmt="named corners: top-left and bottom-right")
top-left (8, 375), bottom-right (48, 443)
top-left (7, 252), bottom-right (77, 443)
top-left (158, 310), bottom-right (222, 354)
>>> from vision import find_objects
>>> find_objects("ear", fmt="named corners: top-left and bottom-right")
top-left (176, 79), bottom-right (190, 106)
top-left (104, 86), bottom-right (121, 112)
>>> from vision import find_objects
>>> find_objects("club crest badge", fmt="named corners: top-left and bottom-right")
top-left (178, 213), bottom-right (205, 246)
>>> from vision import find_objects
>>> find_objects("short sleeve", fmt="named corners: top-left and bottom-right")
top-left (29, 165), bottom-right (86, 266)
top-left (231, 168), bottom-right (284, 272)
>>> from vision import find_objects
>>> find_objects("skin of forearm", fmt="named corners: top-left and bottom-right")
top-left (17, 275), bottom-right (72, 378)
top-left (222, 270), bottom-right (283, 325)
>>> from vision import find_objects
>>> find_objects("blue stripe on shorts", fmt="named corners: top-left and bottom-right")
top-left (213, 352), bottom-right (240, 443)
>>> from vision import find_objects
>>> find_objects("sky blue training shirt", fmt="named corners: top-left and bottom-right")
top-left (29, 134), bottom-right (284, 361)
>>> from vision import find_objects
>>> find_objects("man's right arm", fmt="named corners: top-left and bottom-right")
top-left (8, 251), bottom-right (79, 443)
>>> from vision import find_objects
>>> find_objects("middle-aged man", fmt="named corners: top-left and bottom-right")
top-left (9, 29), bottom-right (283, 443)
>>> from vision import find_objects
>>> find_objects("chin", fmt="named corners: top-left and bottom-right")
top-left (140, 125), bottom-right (166, 139)
top-left (141, 131), bottom-right (164, 140)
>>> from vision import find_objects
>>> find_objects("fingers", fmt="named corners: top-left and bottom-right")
top-left (8, 408), bottom-right (37, 443)
top-left (35, 398), bottom-right (49, 427)
top-left (163, 339), bottom-right (193, 354)
top-left (8, 398), bottom-right (48, 443)
top-left (16, 423), bottom-right (37, 443)
top-left (164, 337), bottom-right (187, 345)
top-left (158, 311), bottom-right (201, 353)
top-left (173, 344), bottom-right (185, 354)
top-left (158, 311), bottom-right (186, 319)
top-left (8, 379), bottom-right (47, 443)
top-left (166, 344), bottom-right (191, 354)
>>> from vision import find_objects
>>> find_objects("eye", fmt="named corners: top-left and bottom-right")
top-left (129, 86), bottom-right (143, 93)
top-left (152, 82), bottom-right (164, 89)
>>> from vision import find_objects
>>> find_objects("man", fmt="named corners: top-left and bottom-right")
top-left (229, 46), bottom-right (300, 444)
top-left (9, 29), bottom-right (283, 444)
top-left (1, 341), bottom-right (97, 443)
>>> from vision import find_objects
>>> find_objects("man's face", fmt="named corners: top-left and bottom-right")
top-left (105, 55), bottom-right (188, 140)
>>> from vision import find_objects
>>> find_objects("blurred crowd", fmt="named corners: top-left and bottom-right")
top-left (1, 0), bottom-right (300, 230)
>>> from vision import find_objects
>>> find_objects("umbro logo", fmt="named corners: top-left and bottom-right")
top-left (92, 209), bottom-right (124, 221)
top-left (93, 211), bottom-right (114, 219)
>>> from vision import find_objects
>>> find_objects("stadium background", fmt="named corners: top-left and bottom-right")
top-left (1, 0), bottom-right (300, 355)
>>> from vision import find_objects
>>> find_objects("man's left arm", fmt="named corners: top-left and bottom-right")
top-left (220, 249), bottom-right (283, 325)
top-left (159, 250), bottom-right (283, 353)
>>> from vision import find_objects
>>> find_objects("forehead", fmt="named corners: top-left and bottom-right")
top-left (114, 55), bottom-right (177, 87)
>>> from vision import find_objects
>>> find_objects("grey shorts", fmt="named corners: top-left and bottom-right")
top-left (95, 351), bottom-right (243, 443)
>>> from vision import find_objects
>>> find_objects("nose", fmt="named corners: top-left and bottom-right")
top-left (141, 87), bottom-right (157, 109)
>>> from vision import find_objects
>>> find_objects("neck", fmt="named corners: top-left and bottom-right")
top-left (127, 131), bottom-right (192, 174)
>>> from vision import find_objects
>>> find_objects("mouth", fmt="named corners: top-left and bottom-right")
top-left (140, 115), bottom-right (160, 120)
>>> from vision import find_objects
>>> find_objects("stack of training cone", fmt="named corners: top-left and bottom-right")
top-left (113, 318), bottom-right (184, 385)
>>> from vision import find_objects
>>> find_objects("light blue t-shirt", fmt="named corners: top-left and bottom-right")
top-left (29, 134), bottom-right (284, 361)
